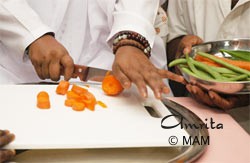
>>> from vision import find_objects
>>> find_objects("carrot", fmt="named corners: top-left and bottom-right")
top-left (102, 74), bottom-right (124, 96)
top-left (195, 55), bottom-right (222, 67)
top-left (97, 101), bottom-right (107, 108)
top-left (217, 56), bottom-right (250, 71)
top-left (196, 54), bottom-right (250, 71)
top-left (64, 99), bottom-right (77, 107)
top-left (56, 80), bottom-right (70, 95)
top-left (72, 102), bottom-right (85, 111)
top-left (66, 91), bottom-right (81, 101)
top-left (37, 91), bottom-right (50, 109)
top-left (71, 84), bottom-right (87, 95)
top-left (80, 91), bottom-right (96, 111)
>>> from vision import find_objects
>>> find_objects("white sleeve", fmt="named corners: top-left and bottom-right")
top-left (167, 0), bottom-right (187, 42)
top-left (0, 0), bottom-right (53, 57)
top-left (107, 0), bottom-right (161, 48)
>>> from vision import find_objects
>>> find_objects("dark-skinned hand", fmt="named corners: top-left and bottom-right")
top-left (29, 35), bottom-right (74, 81)
top-left (0, 130), bottom-right (15, 163)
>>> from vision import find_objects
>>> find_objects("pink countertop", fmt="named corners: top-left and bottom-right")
top-left (169, 97), bottom-right (250, 163)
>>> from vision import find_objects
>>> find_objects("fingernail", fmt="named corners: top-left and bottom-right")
top-left (123, 82), bottom-right (131, 89)
top-left (155, 91), bottom-right (161, 99)
top-left (141, 90), bottom-right (147, 98)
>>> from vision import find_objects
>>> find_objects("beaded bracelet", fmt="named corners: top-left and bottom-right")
top-left (112, 31), bottom-right (151, 58)
top-left (113, 39), bottom-right (148, 57)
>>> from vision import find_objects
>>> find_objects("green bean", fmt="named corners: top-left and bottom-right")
top-left (191, 59), bottom-right (222, 80)
top-left (184, 54), bottom-right (216, 80)
top-left (197, 52), bottom-right (250, 76)
top-left (221, 73), bottom-right (238, 78)
top-left (180, 67), bottom-right (199, 78)
top-left (168, 58), bottom-right (187, 67)
top-left (220, 49), bottom-right (250, 61)
top-left (210, 66), bottom-right (238, 74)
top-left (222, 74), bottom-right (248, 81)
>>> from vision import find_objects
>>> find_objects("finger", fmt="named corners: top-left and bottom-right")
top-left (61, 55), bottom-right (74, 81)
top-left (112, 65), bottom-right (131, 89)
top-left (187, 85), bottom-right (215, 107)
top-left (130, 73), bottom-right (148, 98)
top-left (0, 149), bottom-right (16, 163)
top-left (158, 69), bottom-right (186, 84)
top-left (208, 91), bottom-right (235, 110)
top-left (0, 130), bottom-right (9, 137)
top-left (183, 46), bottom-right (192, 55)
top-left (143, 70), bottom-right (169, 99)
top-left (0, 133), bottom-right (15, 147)
top-left (41, 61), bottom-right (50, 79)
top-left (49, 60), bottom-right (61, 81)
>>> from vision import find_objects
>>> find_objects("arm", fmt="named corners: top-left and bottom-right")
top-left (109, 0), bottom-right (171, 99)
top-left (0, 0), bottom-right (74, 81)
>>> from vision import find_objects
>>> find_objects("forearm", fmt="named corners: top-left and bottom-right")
top-left (108, 0), bottom-right (161, 48)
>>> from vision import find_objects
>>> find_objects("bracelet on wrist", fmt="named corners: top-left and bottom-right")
top-left (112, 31), bottom-right (151, 58)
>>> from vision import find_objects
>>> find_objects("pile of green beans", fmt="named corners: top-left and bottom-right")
top-left (169, 52), bottom-right (250, 82)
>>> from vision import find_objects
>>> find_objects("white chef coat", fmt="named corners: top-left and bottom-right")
top-left (0, 0), bottom-right (167, 84)
top-left (167, 0), bottom-right (250, 42)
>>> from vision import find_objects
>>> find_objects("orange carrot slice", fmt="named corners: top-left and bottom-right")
top-left (37, 91), bottom-right (50, 109)
top-left (71, 84), bottom-right (88, 95)
top-left (56, 80), bottom-right (70, 95)
top-left (72, 102), bottom-right (85, 111)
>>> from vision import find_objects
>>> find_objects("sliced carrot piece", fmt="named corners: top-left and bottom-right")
top-left (37, 91), bottom-right (49, 98)
top-left (80, 91), bottom-right (96, 111)
top-left (97, 101), bottom-right (107, 108)
top-left (102, 74), bottom-right (123, 96)
top-left (71, 84), bottom-right (88, 95)
top-left (64, 99), bottom-right (77, 107)
top-left (66, 91), bottom-right (81, 101)
top-left (56, 80), bottom-right (70, 95)
top-left (72, 102), bottom-right (85, 111)
top-left (37, 91), bottom-right (50, 109)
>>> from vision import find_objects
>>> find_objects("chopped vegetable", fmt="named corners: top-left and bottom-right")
top-left (56, 80), bottom-right (70, 95)
top-left (71, 84), bottom-right (87, 95)
top-left (220, 49), bottom-right (250, 61)
top-left (197, 52), bottom-right (250, 76)
top-left (97, 101), bottom-right (107, 108)
top-left (102, 73), bottom-right (124, 96)
top-left (72, 102), bottom-right (85, 111)
top-left (37, 91), bottom-right (50, 109)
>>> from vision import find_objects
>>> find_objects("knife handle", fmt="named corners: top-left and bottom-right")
top-left (60, 64), bottom-right (89, 81)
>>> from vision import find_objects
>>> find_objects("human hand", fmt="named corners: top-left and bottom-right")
top-left (186, 84), bottom-right (250, 110)
top-left (177, 35), bottom-right (203, 57)
top-left (0, 130), bottom-right (15, 163)
top-left (112, 46), bottom-right (170, 99)
top-left (29, 34), bottom-right (74, 81)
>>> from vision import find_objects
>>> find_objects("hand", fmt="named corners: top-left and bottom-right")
top-left (177, 35), bottom-right (203, 56)
top-left (0, 130), bottom-right (15, 162)
top-left (112, 46), bottom-right (170, 99)
top-left (29, 34), bottom-right (74, 81)
top-left (186, 84), bottom-right (250, 110)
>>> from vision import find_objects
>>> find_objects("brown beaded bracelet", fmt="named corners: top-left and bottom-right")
top-left (113, 39), bottom-right (151, 57)
top-left (113, 31), bottom-right (151, 58)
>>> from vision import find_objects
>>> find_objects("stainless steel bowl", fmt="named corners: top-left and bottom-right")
top-left (180, 39), bottom-right (250, 94)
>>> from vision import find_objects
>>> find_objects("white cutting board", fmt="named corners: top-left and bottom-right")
top-left (0, 84), bottom-right (188, 149)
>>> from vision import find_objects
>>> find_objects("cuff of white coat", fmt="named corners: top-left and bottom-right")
top-left (22, 27), bottom-right (54, 61)
top-left (107, 12), bottom-right (156, 49)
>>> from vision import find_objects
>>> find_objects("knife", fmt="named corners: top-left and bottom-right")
top-left (66, 64), bottom-right (108, 82)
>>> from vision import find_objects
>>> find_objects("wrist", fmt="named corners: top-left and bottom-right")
top-left (112, 31), bottom-right (151, 58)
